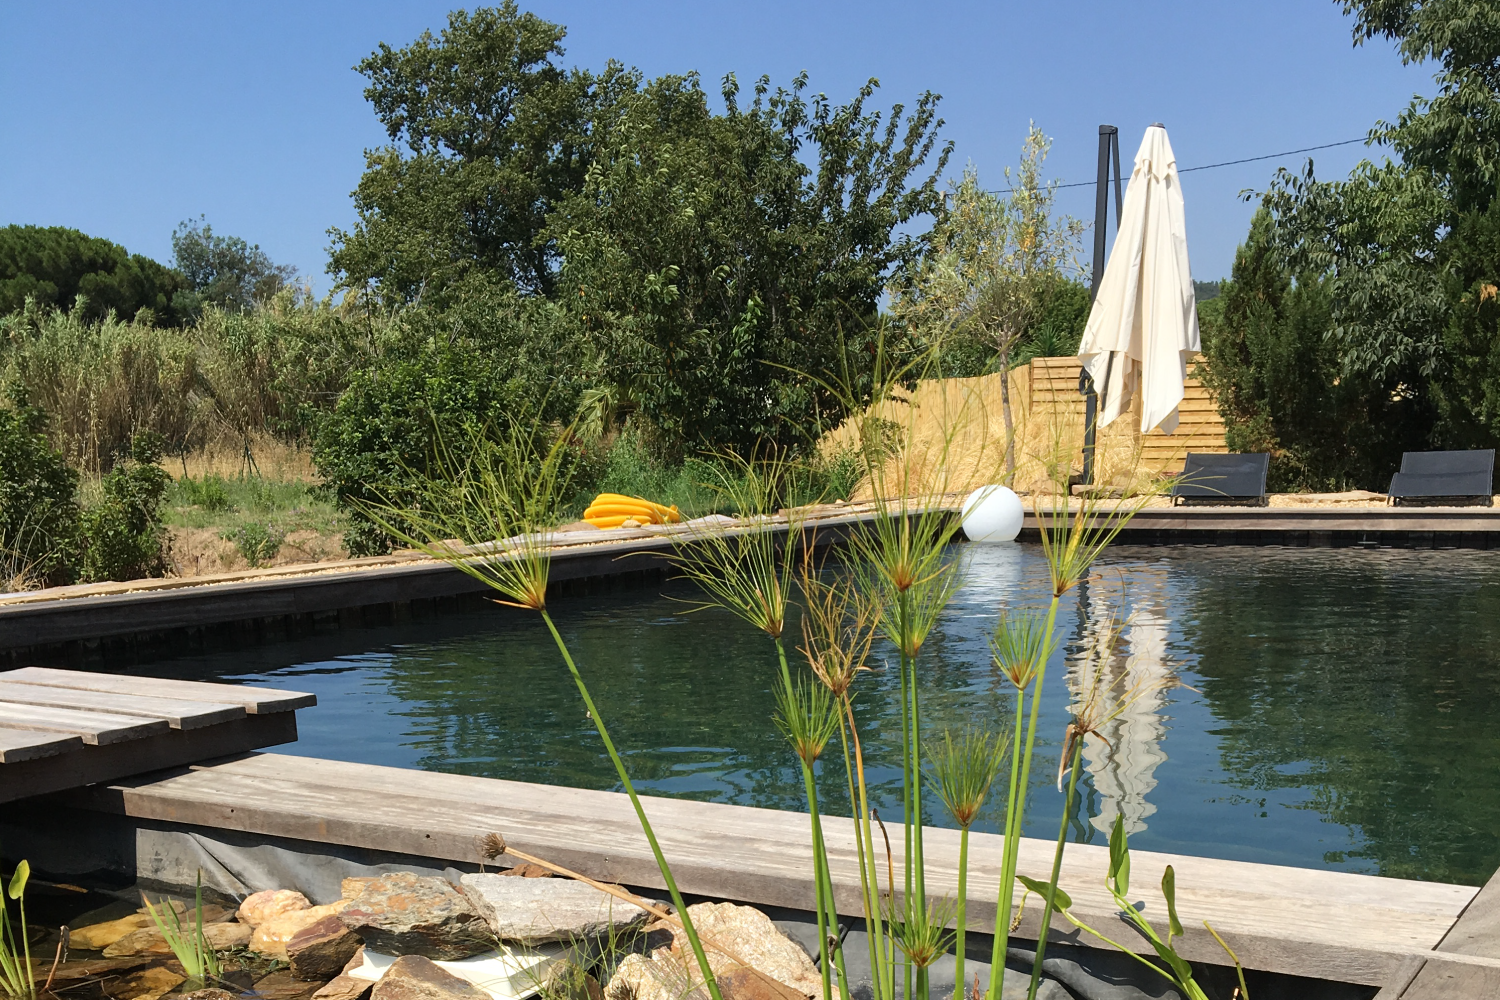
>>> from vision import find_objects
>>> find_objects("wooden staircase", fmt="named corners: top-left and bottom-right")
top-left (1025, 356), bottom-right (1227, 475)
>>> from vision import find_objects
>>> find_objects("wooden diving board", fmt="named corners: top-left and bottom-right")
top-left (0, 668), bottom-right (314, 803)
top-left (64, 751), bottom-right (1477, 989)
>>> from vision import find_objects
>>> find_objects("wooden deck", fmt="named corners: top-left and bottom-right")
top-left (60, 751), bottom-right (1478, 988)
top-left (0, 668), bottom-right (312, 803)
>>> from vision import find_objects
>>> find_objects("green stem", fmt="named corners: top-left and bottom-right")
top-left (802, 761), bottom-right (835, 1000)
top-left (838, 709), bottom-right (885, 1000)
top-left (990, 595), bottom-right (1058, 1000)
top-left (898, 588), bottom-right (914, 1000)
top-left (845, 699), bottom-right (891, 1000)
top-left (954, 825), bottom-right (969, 999)
top-left (1026, 735), bottom-right (1084, 1000)
top-left (541, 612), bottom-right (723, 1000)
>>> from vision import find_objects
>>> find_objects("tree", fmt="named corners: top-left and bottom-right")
top-left (888, 127), bottom-right (1083, 480)
top-left (1255, 0), bottom-right (1500, 462)
top-left (328, 3), bottom-right (626, 302)
top-left (0, 225), bottom-right (188, 324)
top-left (171, 217), bottom-right (297, 316)
top-left (551, 71), bottom-right (950, 454)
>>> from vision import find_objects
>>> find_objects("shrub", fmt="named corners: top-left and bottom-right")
top-left (313, 345), bottom-right (545, 555)
top-left (221, 521), bottom-right (286, 567)
top-left (0, 407), bottom-right (79, 588)
top-left (175, 474), bottom-right (234, 512)
top-left (78, 434), bottom-right (171, 582)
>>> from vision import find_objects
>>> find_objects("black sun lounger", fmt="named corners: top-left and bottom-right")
top-left (1170, 452), bottom-right (1270, 506)
top-left (1388, 449), bottom-right (1495, 506)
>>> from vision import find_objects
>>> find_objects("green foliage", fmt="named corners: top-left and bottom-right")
top-left (329, 2), bottom-right (615, 301)
top-left (0, 225), bottom-right (188, 325)
top-left (313, 343), bottom-right (549, 555)
top-left (1199, 209), bottom-right (1429, 490)
top-left (221, 521), bottom-right (286, 567)
top-left (555, 71), bottom-right (949, 455)
top-left (176, 474), bottom-right (235, 512)
top-left (0, 406), bottom-right (79, 588)
top-left (0, 860), bottom-right (32, 1000)
top-left (79, 433), bottom-right (171, 582)
top-left (1251, 0), bottom-right (1500, 471)
top-left (171, 217), bottom-right (298, 317)
top-left (142, 873), bottom-right (221, 987)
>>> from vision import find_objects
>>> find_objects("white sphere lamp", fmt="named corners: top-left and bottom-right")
top-left (961, 485), bottom-right (1023, 543)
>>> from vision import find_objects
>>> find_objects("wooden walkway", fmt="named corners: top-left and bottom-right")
top-left (61, 751), bottom-right (1477, 989)
top-left (0, 668), bottom-right (312, 802)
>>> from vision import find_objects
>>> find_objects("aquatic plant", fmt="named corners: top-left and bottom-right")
top-left (0, 861), bottom-right (32, 1000)
top-left (1045, 815), bottom-right (1251, 1000)
top-left (142, 872), bottom-right (221, 987)
top-left (359, 419), bottom-right (726, 1000)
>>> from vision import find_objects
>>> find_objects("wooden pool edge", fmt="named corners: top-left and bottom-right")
top-left (22, 750), bottom-right (1489, 990)
top-left (4, 504), bottom-right (1500, 657)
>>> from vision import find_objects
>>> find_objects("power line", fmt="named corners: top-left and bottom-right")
top-left (989, 136), bottom-right (1369, 193)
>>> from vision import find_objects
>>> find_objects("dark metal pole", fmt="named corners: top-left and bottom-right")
top-left (1080, 124), bottom-right (1118, 487)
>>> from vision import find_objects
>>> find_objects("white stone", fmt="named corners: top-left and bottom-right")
top-left (458, 874), bottom-right (648, 946)
top-left (350, 945), bottom-right (571, 1000)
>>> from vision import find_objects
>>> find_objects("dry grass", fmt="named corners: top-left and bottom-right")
top-left (166, 432), bottom-right (320, 483)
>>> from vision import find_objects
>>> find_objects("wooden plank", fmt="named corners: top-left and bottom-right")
top-left (0, 703), bottom-right (167, 744)
top-left (1437, 865), bottom-right (1500, 959)
top-left (0, 667), bottom-right (314, 714)
top-left (0, 726), bottom-right (83, 763)
top-left (0, 712), bottom-right (297, 802)
top-left (1397, 956), bottom-right (1500, 998)
top-left (0, 681), bottom-right (244, 730)
top-left (64, 751), bottom-right (1475, 987)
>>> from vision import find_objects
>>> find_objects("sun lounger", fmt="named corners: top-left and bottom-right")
top-left (1387, 449), bottom-right (1495, 506)
top-left (1170, 452), bottom-right (1270, 506)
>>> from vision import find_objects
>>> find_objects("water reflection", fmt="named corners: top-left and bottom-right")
top-left (92, 543), bottom-right (1500, 885)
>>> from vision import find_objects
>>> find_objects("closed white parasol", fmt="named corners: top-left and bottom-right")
top-left (1077, 124), bottom-right (1200, 434)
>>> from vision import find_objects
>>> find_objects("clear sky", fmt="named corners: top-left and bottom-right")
top-left (0, 1), bottom-right (1433, 295)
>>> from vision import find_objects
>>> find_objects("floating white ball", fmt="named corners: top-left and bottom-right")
top-left (961, 485), bottom-right (1023, 543)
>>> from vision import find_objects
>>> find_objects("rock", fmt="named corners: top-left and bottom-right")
top-left (178, 990), bottom-right (239, 1000)
top-left (497, 863), bottom-right (554, 878)
top-left (459, 873), bottom-right (647, 945)
top-left (253, 903), bottom-right (346, 960)
top-left (545, 960), bottom-right (604, 1000)
top-left (337, 874), bottom-right (491, 961)
top-left (369, 955), bottom-right (490, 1000)
top-left (603, 903), bottom-right (819, 1000)
top-left (101, 920), bottom-right (250, 957)
top-left (104, 966), bottom-right (185, 1000)
top-left (288, 915), bottom-right (363, 982)
top-left (70, 913), bottom-right (154, 950)
top-left (253, 970), bottom-right (326, 1000)
top-left (239, 889), bottom-right (312, 928)
top-left (313, 976), bottom-right (374, 1000)
top-left (342, 877), bottom-right (379, 901)
top-left (45, 957), bottom-right (152, 982)
top-left (717, 967), bottom-right (804, 1000)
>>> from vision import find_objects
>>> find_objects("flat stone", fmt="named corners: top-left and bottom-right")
top-left (45, 957), bottom-right (152, 982)
top-left (342, 877), bottom-right (379, 901)
top-left (459, 873), bottom-right (647, 945)
top-left (70, 913), bottom-right (153, 950)
top-left (338, 874), bottom-right (491, 961)
top-left (289, 914), bottom-right (363, 982)
top-left (603, 903), bottom-right (820, 1000)
top-left (253, 970), bottom-right (326, 1000)
top-left (254, 903), bottom-right (346, 960)
top-left (240, 889), bottom-right (312, 928)
top-left (102, 920), bottom-right (250, 957)
top-left (497, 863), bottom-right (554, 878)
top-left (369, 955), bottom-right (489, 1000)
top-left (104, 965), bottom-right (185, 1000)
top-left (313, 975), bottom-right (374, 1000)
top-left (178, 990), bottom-right (239, 1000)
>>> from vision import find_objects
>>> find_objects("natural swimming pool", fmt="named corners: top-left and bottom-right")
top-left (103, 543), bottom-right (1500, 885)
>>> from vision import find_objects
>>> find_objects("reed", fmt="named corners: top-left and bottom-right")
top-left (142, 873), bottom-right (221, 987)
top-left (358, 419), bottom-right (725, 1000)
top-left (925, 728), bottom-right (1007, 997)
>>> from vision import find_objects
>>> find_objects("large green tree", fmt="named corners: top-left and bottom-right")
top-left (552, 71), bottom-right (949, 453)
top-left (171, 216), bottom-right (298, 316)
top-left (0, 225), bottom-right (188, 324)
top-left (1249, 0), bottom-right (1500, 471)
top-left (328, 3), bottom-right (628, 301)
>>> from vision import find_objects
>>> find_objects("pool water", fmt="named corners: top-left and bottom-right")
top-left (107, 544), bottom-right (1500, 885)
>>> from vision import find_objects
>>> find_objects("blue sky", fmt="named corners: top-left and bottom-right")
top-left (1, 1), bottom-right (1432, 295)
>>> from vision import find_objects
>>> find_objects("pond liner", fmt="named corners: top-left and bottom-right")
top-left (4, 802), bottom-right (1375, 1000)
